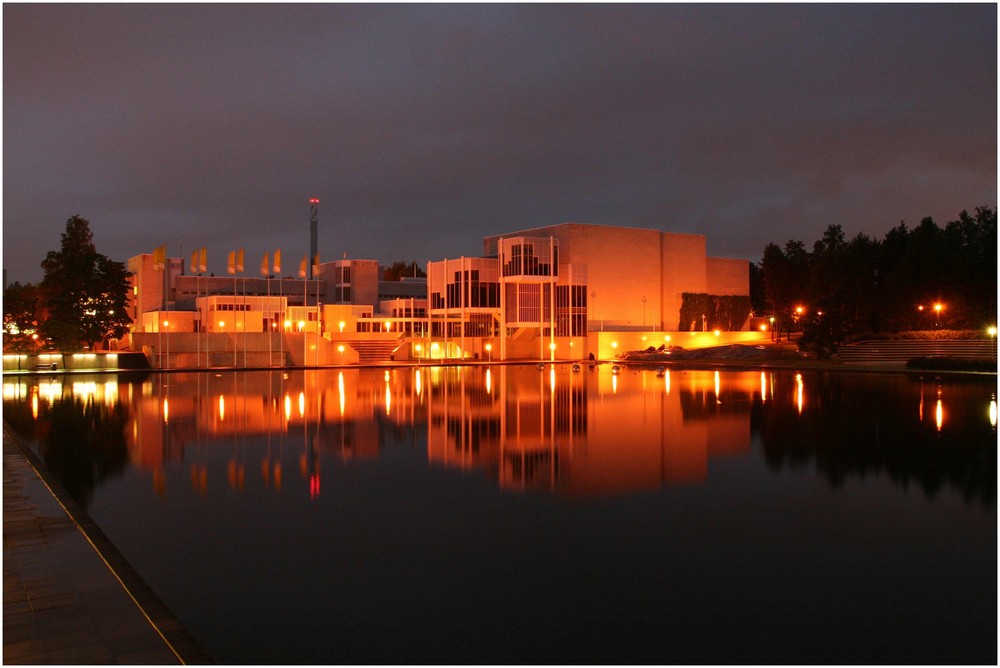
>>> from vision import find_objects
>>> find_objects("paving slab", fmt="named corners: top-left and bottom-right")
top-left (3, 427), bottom-right (212, 664)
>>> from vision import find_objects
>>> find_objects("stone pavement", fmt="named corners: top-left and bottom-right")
top-left (3, 427), bottom-right (212, 664)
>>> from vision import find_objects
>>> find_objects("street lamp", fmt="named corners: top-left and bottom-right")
top-left (485, 342), bottom-right (492, 363)
top-left (989, 326), bottom-right (997, 361)
top-left (934, 303), bottom-right (943, 328)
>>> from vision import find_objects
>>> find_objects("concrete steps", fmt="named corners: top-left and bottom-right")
top-left (837, 339), bottom-right (997, 366)
top-left (342, 340), bottom-right (402, 363)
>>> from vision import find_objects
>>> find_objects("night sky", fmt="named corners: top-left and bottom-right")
top-left (3, 3), bottom-right (996, 285)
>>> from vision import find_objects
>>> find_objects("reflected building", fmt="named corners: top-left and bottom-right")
top-left (425, 366), bottom-right (758, 495)
top-left (5, 369), bottom-right (994, 506)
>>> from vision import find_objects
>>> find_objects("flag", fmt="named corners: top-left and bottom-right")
top-left (199, 247), bottom-right (207, 273)
top-left (153, 245), bottom-right (166, 271)
top-left (227, 251), bottom-right (235, 275)
top-left (191, 249), bottom-right (198, 274)
top-left (261, 253), bottom-right (269, 276)
top-left (273, 249), bottom-right (281, 274)
top-left (236, 248), bottom-right (244, 273)
top-left (298, 255), bottom-right (307, 278)
top-left (312, 252), bottom-right (320, 274)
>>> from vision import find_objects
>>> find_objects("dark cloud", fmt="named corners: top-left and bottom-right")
top-left (4, 4), bottom-right (995, 283)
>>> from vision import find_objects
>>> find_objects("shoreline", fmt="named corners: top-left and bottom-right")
top-left (2, 355), bottom-right (996, 378)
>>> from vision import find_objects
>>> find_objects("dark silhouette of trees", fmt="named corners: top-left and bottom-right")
top-left (38, 215), bottom-right (132, 350)
top-left (2, 281), bottom-right (44, 351)
top-left (758, 207), bottom-right (997, 351)
top-left (382, 260), bottom-right (426, 281)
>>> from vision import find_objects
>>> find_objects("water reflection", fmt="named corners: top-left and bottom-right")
top-left (2, 366), bottom-right (996, 508)
top-left (755, 373), bottom-right (996, 506)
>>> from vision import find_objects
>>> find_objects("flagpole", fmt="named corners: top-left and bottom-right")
top-left (238, 248), bottom-right (246, 368)
top-left (299, 255), bottom-right (307, 367)
top-left (199, 247), bottom-right (207, 367)
top-left (263, 252), bottom-right (271, 368)
top-left (276, 250), bottom-right (283, 367)
top-left (313, 253), bottom-right (320, 367)
top-left (192, 248), bottom-right (199, 369)
top-left (228, 250), bottom-right (237, 367)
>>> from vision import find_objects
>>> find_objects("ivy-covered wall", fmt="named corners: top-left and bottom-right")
top-left (678, 293), bottom-right (752, 331)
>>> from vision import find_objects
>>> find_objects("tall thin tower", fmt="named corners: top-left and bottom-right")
top-left (308, 198), bottom-right (319, 279)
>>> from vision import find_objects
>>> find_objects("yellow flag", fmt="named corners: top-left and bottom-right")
top-left (312, 253), bottom-right (320, 273)
top-left (191, 249), bottom-right (198, 274)
top-left (261, 253), bottom-right (269, 276)
top-left (273, 249), bottom-right (281, 274)
top-left (199, 247), bottom-right (207, 273)
top-left (227, 250), bottom-right (235, 275)
top-left (236, 248), bottom-right (244, 273)
top-left (298, 255), bottom-right (307, 278)
top-left (153, 245), bottom-right (166, 270)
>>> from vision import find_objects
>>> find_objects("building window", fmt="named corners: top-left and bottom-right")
top-left (503, 241), bottom-right (558, 277)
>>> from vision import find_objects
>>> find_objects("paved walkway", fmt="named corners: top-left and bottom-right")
top-left (3, 428), bottom-right (211, 664)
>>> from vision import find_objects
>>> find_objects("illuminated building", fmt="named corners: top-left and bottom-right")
top-left (126, 222), bottom-right (752, 365)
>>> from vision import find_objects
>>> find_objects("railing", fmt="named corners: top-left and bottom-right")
top-left (837, 339), bottom-right (996, 366)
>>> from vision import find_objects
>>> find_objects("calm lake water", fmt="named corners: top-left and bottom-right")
top-left (3, 365), bottom-right (996, 664)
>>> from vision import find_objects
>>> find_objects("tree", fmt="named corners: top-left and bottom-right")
top-left (382, 260), bottom-right (426, 281)
top-left (2, 281), bottom-right (44, 351)
top-left (38, 216), bottom-right (132, 350)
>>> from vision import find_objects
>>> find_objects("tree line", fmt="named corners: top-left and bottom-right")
top-left (752, 206), bottom-right (996, 354)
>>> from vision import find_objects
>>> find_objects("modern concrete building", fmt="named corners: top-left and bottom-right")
top-left (483, 223), bottom-right (749, 332)
top-left (125, 222), bottom-right (756, 367)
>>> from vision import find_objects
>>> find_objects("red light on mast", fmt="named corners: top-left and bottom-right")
top-left (309, 198), bottom-right (320, 204)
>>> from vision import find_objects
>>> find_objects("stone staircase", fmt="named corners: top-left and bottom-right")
top-left (836, 339), bottom-right (997, 366)
top-left (343, 339), bottom-right (403, 363)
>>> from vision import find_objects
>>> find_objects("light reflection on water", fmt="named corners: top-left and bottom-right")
top-left (2, 365), bottom-right (996, 504)
top-left (2, 365), bottom-right (997, 664)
